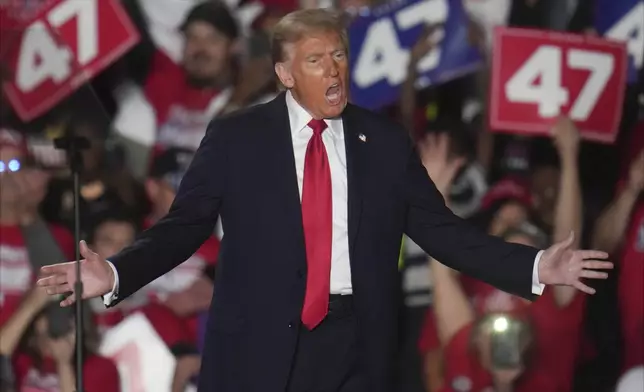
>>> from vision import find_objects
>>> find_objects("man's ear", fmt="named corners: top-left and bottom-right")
top-left (274, 62), bottom-right (294, 88)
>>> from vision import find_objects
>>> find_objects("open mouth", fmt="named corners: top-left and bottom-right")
top-left (325, 83), bottom-right (343, 106)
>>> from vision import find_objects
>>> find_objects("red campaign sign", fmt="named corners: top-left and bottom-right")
top-left (0, 0), bottom-right (140, 122)
top-left (489, 27), bottom-right (628, 144)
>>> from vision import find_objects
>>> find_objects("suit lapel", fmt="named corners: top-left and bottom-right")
top-left (342, 104), bottom-right (366, 259)
top-left (265, 93), bottom-right (307, 261)
top-left (264, 95), bottom-right (366, 262)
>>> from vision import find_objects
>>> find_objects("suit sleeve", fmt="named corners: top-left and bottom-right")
top-left (107, 120), bottom-right (227, 306)
top-left (402, 141), bottom-right (538, 300)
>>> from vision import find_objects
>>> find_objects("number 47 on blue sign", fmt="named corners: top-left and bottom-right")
top-left (348, 0), bottom-right (482, 110)
top-left (595, 0), bottom-right (644, 83)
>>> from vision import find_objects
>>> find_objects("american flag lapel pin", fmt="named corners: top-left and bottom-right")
top-left (358, 133), bottom-right (367, 142)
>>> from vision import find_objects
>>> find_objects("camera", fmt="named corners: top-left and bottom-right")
top-left (486, 314), bottom-right (530, 370)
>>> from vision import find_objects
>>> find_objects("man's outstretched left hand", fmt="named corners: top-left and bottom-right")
top-left (538, 232), bottom-right (612, 294)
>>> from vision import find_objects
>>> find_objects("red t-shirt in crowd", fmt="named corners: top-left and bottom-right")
top-left (440, 324), bottom-right (560, 392)
top-left (617, 202), bottom-right (644, 370)
top-left (459, 273), bottom-right (586, 392)
top-left (418, 308), bottom-right (440, 355)
top-left (419, 278), bottom-right (585, 392)
top-left (14, 353), bottom-right (120, 392)
top-left (144, 51), bottom-right (226, 153)
top-left (529, 287), bottom-right (586, 392)
top-left (0, 224), bottom-right (74, 325)
top-left (418, 275), bottom-right (531, 355)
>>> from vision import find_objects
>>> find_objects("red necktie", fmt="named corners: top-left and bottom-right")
top-left (301, 118), bottom-right (332, 330)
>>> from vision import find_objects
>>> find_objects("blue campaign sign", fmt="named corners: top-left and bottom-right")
top-left (348, 0), bottom-right (482, 110)
top-left (594, 0), bottom-right (643, 83)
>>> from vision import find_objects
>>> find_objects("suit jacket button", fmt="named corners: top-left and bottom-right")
top-left (296, 269), bottom-right (304, 278)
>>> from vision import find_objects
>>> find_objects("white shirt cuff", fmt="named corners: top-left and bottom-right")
top-left (532, 250), bottom-right (546, 295)
top-left (102, 260), bottom-right (120, 306)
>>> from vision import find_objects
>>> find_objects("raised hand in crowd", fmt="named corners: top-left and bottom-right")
top-left (410, 24), bottom-right (442, 63)
top-left (418, 132), bottom-right (467, 198)
top-left (551, 115), bottom-right (580, 160)
top-left (0, 288), bottom-right (51, 358)
top-left (549, 115), bottom-right (583, 306)
top-left (466, 18), bottom-right (486, 52)
top-left (627, 150), bottom-right (644, 194)
top-left (400, 24), bottom-right (442, 132)
top-left (592, 149), bottom-right (644, 253)
top-left (223, 55), bottom-right (275, 114)
top-left (37, 241), bottom-right (114, 307)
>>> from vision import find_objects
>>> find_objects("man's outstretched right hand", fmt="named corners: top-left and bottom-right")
top-left (37, 240), bottom-right (115, 307)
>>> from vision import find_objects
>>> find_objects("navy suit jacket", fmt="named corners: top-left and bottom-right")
top-left (108, 92), bottom-right (539, 392)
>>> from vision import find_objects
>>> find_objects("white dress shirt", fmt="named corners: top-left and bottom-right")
top-left (286, 91), bottom-right (353, 295)
top-left (103, 91), bottom-right (544, 305)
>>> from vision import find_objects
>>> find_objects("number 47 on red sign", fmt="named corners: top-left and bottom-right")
top-left (17, 0), bottom-right (98, 93)
top-left (2, 0), bottom-right (139, 122)
top-left (506, 46), bottom-right (614, 122)
top-left (490, 28), bottom-right (628, 144)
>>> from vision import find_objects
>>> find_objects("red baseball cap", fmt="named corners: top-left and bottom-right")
top-left (480, 176), bottom-right (533, 211)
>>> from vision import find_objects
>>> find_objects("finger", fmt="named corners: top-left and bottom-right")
top-left (79, 240), bottom-right (96, 260)
top-left (580, 270), bottom-right (609, 280)
top-left (573, 281), bottom-right (596, 295)
top-left (417, 135), bottom-right (430, 151)
top-left (444, 158), bottom-right (466, 182)
top-left (424, 133), bottom-right (437, 148)
top-left (39, 262), bottom-right (74, 278)
top-left (451, 157), bottom-right (467, 171)
top-left (36, 274), bottom-right (68, 288)
top-left (45, 283), bottom-right (73, 295)
top-left (581, 261), bottom-right (613, 270)
top-left (579, 250), bottom-right (609, 260)
top-left (417, 25), bottom-right (434, 41)
top-left (437, 132), bottom-right (450, 150)
top-left (60, 295), bottom-right (76, 307)
top-left (420, 23), bottom-right (442, 38)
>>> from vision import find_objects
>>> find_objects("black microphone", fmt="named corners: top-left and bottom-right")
top-left (53, 132), bottom-right (90, 392)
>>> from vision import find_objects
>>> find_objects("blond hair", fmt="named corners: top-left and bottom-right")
top-left (271, 8), bottom-right (349, 65)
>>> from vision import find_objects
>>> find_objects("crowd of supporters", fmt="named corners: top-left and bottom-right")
top-left (0, 0), bottom-right (642, 391)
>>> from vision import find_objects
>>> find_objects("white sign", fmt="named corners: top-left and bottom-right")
top-left (99, 313), bottom-right (176, 392)
top-left (605, 2), bottom-right (644, 71)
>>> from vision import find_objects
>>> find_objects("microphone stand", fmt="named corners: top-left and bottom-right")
top-left (54, 135), bottom-right (90, 392)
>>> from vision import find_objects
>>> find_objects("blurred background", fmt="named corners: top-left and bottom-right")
top-left (0, 0), bottom-right (642, 391)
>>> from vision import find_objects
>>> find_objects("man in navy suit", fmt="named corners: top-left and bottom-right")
top-left (38, 8), bottom-right (612, 392)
